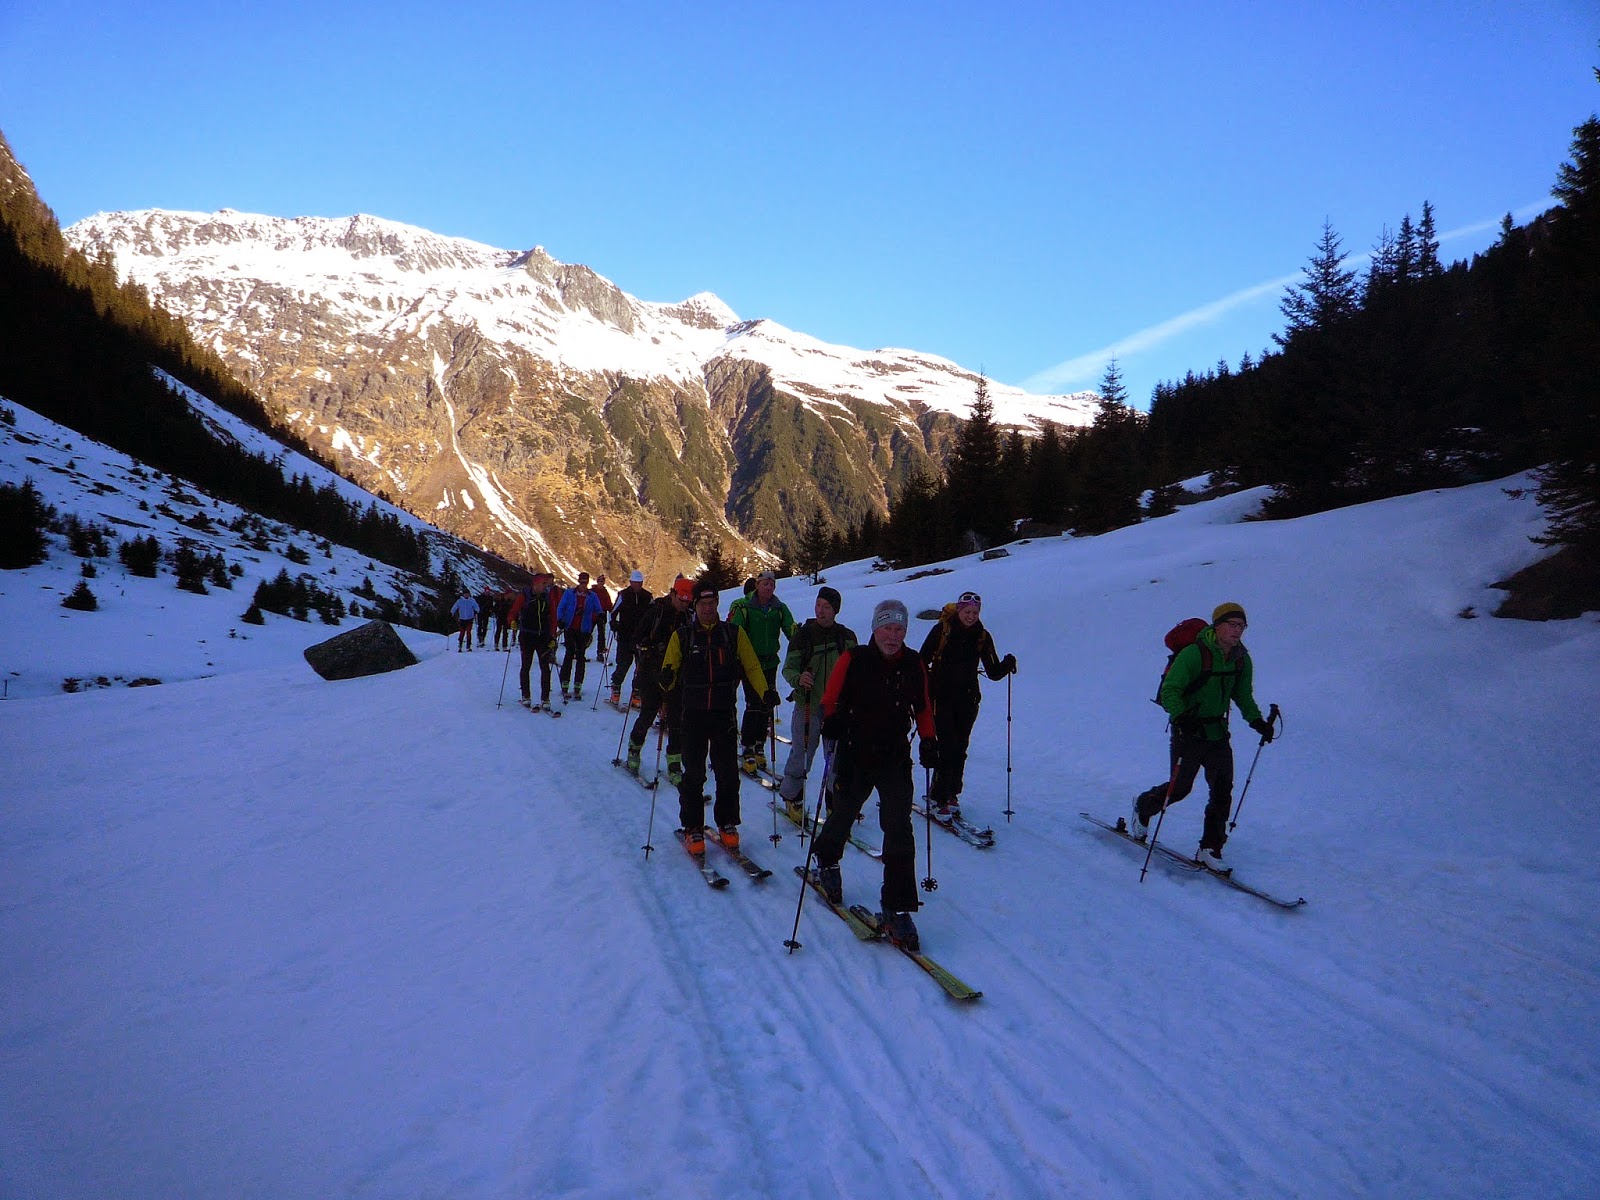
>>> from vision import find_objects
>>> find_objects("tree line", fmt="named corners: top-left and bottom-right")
top-left (813, 94), bottom-right (1598, 573)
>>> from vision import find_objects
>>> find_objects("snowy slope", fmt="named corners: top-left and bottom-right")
top-left (4, 472), bottom-right (1599, 1199)
top-left (0, 393), bottom-right (489, 699)
top-left (67, 208), bottom-right (1099, 430)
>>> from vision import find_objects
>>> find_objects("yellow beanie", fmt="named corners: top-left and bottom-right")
top-left (1212, 602), bottom-right (1247, 625)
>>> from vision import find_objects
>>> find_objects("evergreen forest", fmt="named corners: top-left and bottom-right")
top-left (845, 92), bottom-right (1598, 598)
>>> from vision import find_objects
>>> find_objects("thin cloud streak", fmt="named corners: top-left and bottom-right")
top-left (1023, 202), bottom-right (1552, 393)
top-left (1022, 273), bottom-right (1295, 392)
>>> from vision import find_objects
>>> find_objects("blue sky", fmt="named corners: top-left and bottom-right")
top-left (3, 1), bottom-right (1596, 407)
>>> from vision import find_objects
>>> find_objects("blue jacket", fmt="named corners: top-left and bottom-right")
top-left (556, 587), bottom-right (603, 634)
top-left (450, 597), bottom-right (479, 621)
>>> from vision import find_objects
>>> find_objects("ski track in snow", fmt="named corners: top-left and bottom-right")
top-left (6, 472), bottom-right (1600, 1198)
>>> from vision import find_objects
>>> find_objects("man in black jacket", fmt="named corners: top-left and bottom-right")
top-left (814, 598), bottom-right (939, 953)
top-left (608, 570), bottom-right (653, 706)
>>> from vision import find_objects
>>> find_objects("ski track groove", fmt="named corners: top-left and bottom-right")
top-left (522, 684), bottom-right (977, 1195)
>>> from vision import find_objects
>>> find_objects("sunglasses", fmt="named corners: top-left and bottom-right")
top-left (958, 592), bottom-right (982, 608)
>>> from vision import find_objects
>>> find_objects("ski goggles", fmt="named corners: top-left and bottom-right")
top-left (957, 591), bottom-right (982, 611)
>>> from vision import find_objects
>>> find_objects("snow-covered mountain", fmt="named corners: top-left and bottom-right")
top-left (66, 208), bottom-right (1098, 576)
top-left (6, 445), bottom-right (1599, 1197)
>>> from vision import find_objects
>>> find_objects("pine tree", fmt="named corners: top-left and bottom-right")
top-left (944, 376), bottom-right (1009, 547)
top-left (0, 478), bottom-right (52, 569)
top-left (698, 542), bottom-right (742, 591)
top-left (1416, 201), bottom-right (1442, 278)
top-left (1276, 219), bottom-right (1360, 347)
top-left (794, 508), bottom-right (833, 583)
top-left (62, 580), bottom-right (99, 611)
top-left (1533, 112), bottom-right (1600, 558)
top-left (1071, 359), bottom-right (1146, 534)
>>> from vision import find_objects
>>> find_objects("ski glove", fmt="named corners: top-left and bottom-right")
top-left (762, 688), bottom-right (781, 709)
top-left (821, 713), bottom-right (847, 741)
top-left (1249, 717), bottom-right (1275, 743)
top-left (658, 666), bottom-right (677, 691)
top-left (919, 737), bottom-right (939, 769)
top-left (1001, 653), bottom-right (1017, 676)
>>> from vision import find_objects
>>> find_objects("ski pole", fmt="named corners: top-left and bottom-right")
top-left (495, 642), bottom-right (513, 708)
top-left (610, 688), bottom-right (633, 766)
top-left (590, 634), bottom-right (611, 711)
top-left (651, 709), bottom-right (666, 783)
top-left (774, 705), bottom-right (808, 847)
top-left (1003, 673), bottom-right (1015, 822)
top-left (921, 766), bottom-right (938, 894)
top-left (785, 743), bottom-right (834, 952)
top-left (1140, 748), bottom-right (1184, 883)
top-left (1229, 703), bottom-right (1281, 832)
top-left (642, 774), bottom-right (660, 861)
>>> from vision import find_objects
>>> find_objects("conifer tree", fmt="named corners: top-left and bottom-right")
top-left (1276, 219), bottom-right (1359, 347)
top-left (1416, 201), bottom-right (1442, 278)
top-left (0, 478), bottom-right (52, 569)
top-left (1071, 359), bottom-right (1145, 534)
top-left (1534, 111), bottom-right (1600, 557)
top-left (698, 541), bottom-right (742, 591)
top-left (944, 376), bottom-right (1009, 547)
top-left (794, 508), bottom-right (833, 582)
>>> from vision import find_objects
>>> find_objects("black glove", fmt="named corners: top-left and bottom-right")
top-left (762, 688), bottom-right (781, 709)
top-left (1001, 653), bottom-right (1017, 676)
top-left (919, 737), bottom-right (939, 769)
top-left (1249, 717), bottom-right (1275, 743)
top-left (821, 713), bottom-right (846, 741)
top-left (658, 666), bottom-right (677, 691)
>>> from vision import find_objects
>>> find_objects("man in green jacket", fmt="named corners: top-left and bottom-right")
top-left (728, 569), bottom-right (795, 773)
top-left (776, 585), bottom-right (858, 812)
top-left (1129, 602), bottom-right (1275, 873)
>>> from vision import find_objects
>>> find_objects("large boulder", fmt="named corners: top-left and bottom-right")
top-left (303, 619), bottom-right (419, 681)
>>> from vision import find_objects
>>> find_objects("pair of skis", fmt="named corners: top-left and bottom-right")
top-left (613, 760), bottom-right (658, 790)
top-left (1079, 812), bottom-right (1306, 909)
top-left (673, 827), bottom-right (773, 887)
top-left (913, 800), bottom-right (996, 849)
top-left (792, 867), bottom-right (981, 1001)
top-left (768, 798), bottom-right (882, 859)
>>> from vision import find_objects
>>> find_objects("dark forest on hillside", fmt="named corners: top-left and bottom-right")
top-left (839, 90), bottom-right (1597, 603)
top-left (0, 131), bottom-right (433, 577)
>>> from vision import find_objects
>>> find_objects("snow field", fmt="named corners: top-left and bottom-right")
top-left (4, 474), bottom-right (1600, 1198)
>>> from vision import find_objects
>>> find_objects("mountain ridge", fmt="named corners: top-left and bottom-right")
top-left (67, 207), bottom-right (1097, 576)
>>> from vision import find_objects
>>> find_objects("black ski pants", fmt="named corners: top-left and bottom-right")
top-left (677, 706), bottom-right (741, 832)
top-left (611, 641), bottom-right (639, 695)
top-left (1136, 731), bottom-right (1235, 851)
top-left (628, 668), bottom-right (682, 758)
top-left (738, 662), bottom-right (779, 750)
top-left (928, 693), bottom-right (980, 806)
top-left (813, 745), bottom-right (919, 914)
top-left (559, 629), bottom-right (593, 690)
top-left (518, 635), bottom-right (556, 703)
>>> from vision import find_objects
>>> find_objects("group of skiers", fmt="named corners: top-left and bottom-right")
top-left (460, 569), bottom-right (1271, 952)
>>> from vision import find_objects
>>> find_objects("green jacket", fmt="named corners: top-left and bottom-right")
top-left (781, 618), bottom-right (859, 712)
top-left (1159, 625), bottom-right (1263, 740)
top-left (727, 593), bottom-right (795, 667)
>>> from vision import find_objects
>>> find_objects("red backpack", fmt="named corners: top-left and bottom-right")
top-left (1153, 617), bottom-right (1214, 705)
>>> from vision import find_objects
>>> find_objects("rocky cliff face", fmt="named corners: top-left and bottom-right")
top-left (67, 208), bottom-right (1096, 580)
